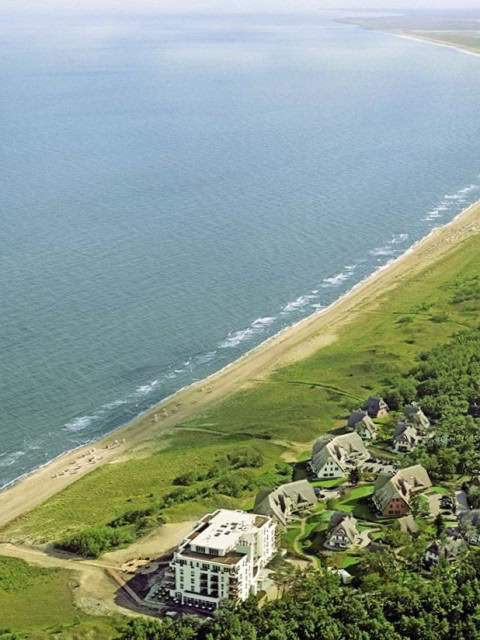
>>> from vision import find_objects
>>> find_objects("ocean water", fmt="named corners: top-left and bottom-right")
top-left (1, 12), bottom-right (480, 489)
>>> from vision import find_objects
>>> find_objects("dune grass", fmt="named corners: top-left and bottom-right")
top-left (2, 232), bottom-right (480, 544)
top-left (0, 557), bottom-right (119, 637)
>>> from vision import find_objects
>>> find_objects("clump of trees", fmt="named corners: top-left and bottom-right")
top-left (57, 506), bottom-right (166, 558)
top-left (382, 328), bottom-right (480, 479)
top-left (116, 552), bottom-right (480, 639)
top-left (57, 526), bottom-right (135, 558)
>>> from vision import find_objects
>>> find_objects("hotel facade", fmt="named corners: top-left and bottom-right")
top-left (169, 509), bottom-right (277, 609)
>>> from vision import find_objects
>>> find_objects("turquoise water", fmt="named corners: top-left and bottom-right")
top-left (1, 13), bottom-right (480, 489)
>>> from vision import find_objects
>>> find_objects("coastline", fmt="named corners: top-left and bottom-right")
top-left (386, 31), bottom-right (480, 58)
top-left (1, 198), bottom-right (480, 529)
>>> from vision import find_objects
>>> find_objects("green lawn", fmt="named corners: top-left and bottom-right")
top-left (312, 478), bottom-right (346, 488)
top-left (430, 486), bottom-right (451, 495)
top-left (0, 556), bottom-right (120, 637)
top-left (3, 231), bottom-right (480, 544)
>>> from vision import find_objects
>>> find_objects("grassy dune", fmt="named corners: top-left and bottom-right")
top-left (0, 557), bottom-right (119, 638)
top-left (2, 231), bottom-right (480, 543)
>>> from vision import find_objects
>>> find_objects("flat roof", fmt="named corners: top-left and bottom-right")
top-left (188, 509), bottom-right (270, 552)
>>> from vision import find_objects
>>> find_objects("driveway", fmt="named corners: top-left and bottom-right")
top-left (428, 493), bottom-right (441, 517)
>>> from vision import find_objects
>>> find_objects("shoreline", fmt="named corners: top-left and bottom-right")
top-left (1, 197), bottom-right (480, 529)
top-left (386, 31), bottom-right (480, 58)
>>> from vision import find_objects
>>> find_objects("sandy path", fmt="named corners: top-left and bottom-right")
top-left (0, 542), bottom-right (141, 618)
top-left (1, 199), bottom-right (479, 529)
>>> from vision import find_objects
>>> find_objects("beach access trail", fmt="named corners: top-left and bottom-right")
top-left (1, 200), bottom-right (480, 530)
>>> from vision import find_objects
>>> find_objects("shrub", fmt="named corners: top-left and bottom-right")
top-left (56, 526), bottom-right (134, 558)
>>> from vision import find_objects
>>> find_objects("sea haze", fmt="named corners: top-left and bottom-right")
top-left (1, 12), bottom-right (480, 488)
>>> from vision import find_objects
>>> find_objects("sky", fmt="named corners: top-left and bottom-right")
top-left (3, 0), bottom-right (480, 13)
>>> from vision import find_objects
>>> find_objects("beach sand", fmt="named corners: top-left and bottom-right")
top-left (1, 199), bottom-right (480, 529)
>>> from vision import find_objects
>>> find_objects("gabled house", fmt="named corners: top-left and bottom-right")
top-left (310, 433), bottom-right (369, 480)
top-left (362, 396), bottom-right (389, 419)
top-left (392, 422), bottom-right (420, 453)
top-left (424, 536), bottom-right (466, 569)
top-left (373, 465), bottom-right (432, 517)
top-left (404, 404), bottom-right (431, 432)
top-left (253, 480), bottom-right (317, 528)
top-left (459, 510), bottom-right (480, 545)
top-left (325, 512), bottom-right (361, 550)
top-left (347, 410), bottom-right (377, 440)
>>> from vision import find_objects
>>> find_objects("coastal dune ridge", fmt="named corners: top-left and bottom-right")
top-left (1, 195), bottom-right (480, 529)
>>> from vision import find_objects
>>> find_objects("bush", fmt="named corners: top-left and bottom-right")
top-left (431, 313), bottom-right (449, 323)
top-left (109, 507), bottom-right (157, 528)
top-left (56, 526), bottom-right (134, 558)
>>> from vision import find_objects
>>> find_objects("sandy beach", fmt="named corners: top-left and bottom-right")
top-left (389, 31), bottom-right (480, 58)
top-left (1, 199), bottom-right (480, 529)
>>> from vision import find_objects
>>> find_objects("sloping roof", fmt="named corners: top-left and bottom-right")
top-left (347, 410), bottom-right (368, 429)
top-left (374, 465), bottom-right (431, 511)
top-left (311, 433), bottom-right (369, 474)
top-left (393, 422), bottom-right (419, 444)
top-left (404, 404), bottom-right (430, 429)
top-left (398, 515), bottom-right (419, 534)
top-left (362, 396), bottom-right (388, 415)
top-left (459, 509), bottom-right (480, 533)
top-left (348, 411), bottom-right (376, 436)
top-left (253, 480), bottom-right (316, 527)
top-left (426, 537), bottom-right (465, 559)
top-left (328, 512), bottom-right (359, 543)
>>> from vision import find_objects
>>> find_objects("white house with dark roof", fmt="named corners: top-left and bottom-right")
top-left (311, 433), bottom-right (369, 479)
top-left (424, 535), bottom-right (466, 569)
top-left (325, 512), bottom-right (361, 550)
top-left (362, 396), bottom-right (389, 419)
top-left (169, 509), bottom-right (276, 609)
top-left (347, 410), bottom-right (377, 440)
top-left (392, 422), bottom-right (420, 452)
top-left (404, 403), bottom-right (431, 432)
top-left (253, 480), bottom-right (317, 528)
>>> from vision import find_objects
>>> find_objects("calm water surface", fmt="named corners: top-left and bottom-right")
top-left (1, 12), bottom-right (480, 488)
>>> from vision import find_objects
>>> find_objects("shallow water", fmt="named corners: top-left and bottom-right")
top-left (1, 12), bottom-right (480, 488)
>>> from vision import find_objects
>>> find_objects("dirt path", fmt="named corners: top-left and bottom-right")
top-left (0, 200), bottom-right (479, 529)
top-left (292, 519), bottom-right (316, 567)
top-left (0, 542), bottom-right (144, 618)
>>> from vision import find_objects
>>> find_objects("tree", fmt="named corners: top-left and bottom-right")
top-left (410, 494), bottom-right (430, 520)
top-left (434, 512), bottom-right (445, 538)
top-left (349, 466), bottom-right (360, 485)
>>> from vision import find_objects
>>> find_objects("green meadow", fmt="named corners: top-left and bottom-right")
top-left (2, 231), bottom-right (480, 544)
top-left (0, 557), bottom-right (120, 639)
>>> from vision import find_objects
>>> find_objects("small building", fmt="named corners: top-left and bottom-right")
top-left (362, 396), bottom-right (389, 419)
top-left (372, 465), bottom-right (432, 517)
top-left (459, 510), bottom-right (480, 545)
top-left (392, 422), bottom-right (420, 453)
top-left (347, 410), bottom-right (377, 440)
top-left (325, 512), bottom-right (361, 550)
top-left (253, 480), bottom-right (317, 528)
top-left (310, 433), bottom-right (369, 480)
top-left (404, 404), bottom-right (431, 432)
top-left (424, 536), bottom-right (466, 569)
top-left (169, 509), bottom-right (276, 610)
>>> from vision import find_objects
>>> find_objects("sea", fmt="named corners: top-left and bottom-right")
top-left (1, 11), bottom-right (480, 490)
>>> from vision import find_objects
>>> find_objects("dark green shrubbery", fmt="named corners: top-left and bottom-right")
top-left (56, 526), bottom-right (134, 558)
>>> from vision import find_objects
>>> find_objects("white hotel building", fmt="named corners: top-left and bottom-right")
top-left (169, 509), bottom-right (277, 609)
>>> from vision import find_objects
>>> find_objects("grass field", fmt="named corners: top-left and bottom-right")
top-left (2, 231), bottom-right (480, 544)
top-left (0, 557), bottom-right (119, 638)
